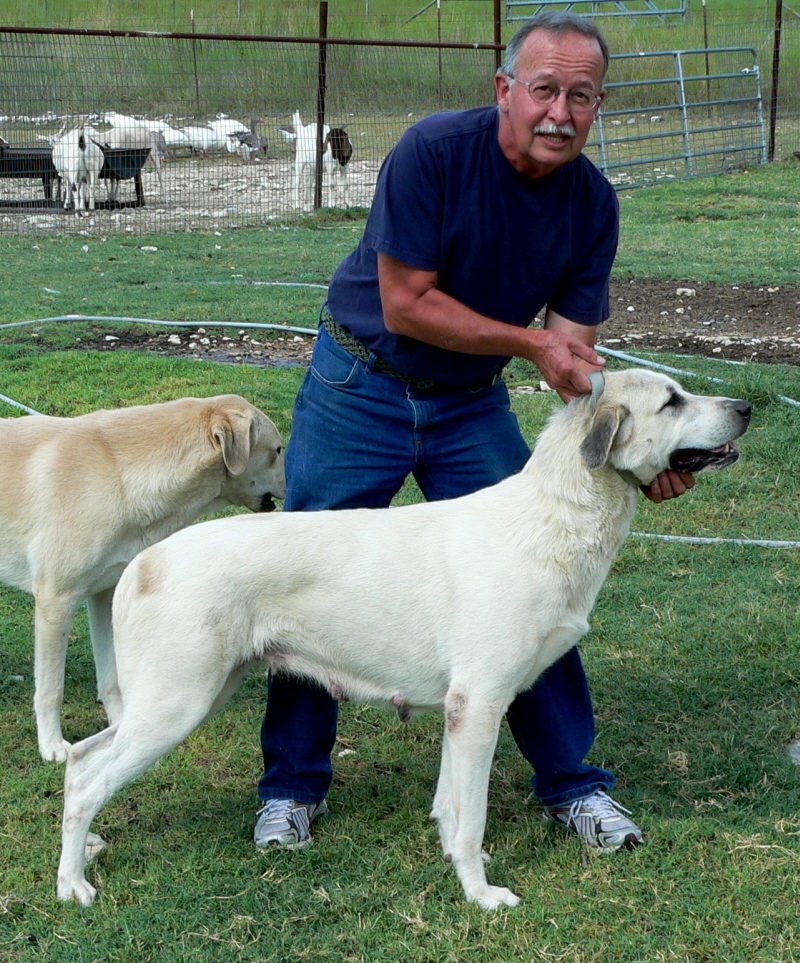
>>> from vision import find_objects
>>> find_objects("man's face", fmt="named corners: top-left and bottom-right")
top-left (495, 29), bottom-right (606, 179)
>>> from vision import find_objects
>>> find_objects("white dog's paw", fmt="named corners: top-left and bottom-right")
top-left (85, 832), bottom-right (108, 861)
top-left (39, 737), bottom-right (71, 764)
top-left (472, 885), bottom-right (521, 910)
top-left (57, 877), bottom-right (97, 907)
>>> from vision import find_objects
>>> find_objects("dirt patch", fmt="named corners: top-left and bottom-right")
top-left (71, 277), bottom-right (800, 370)
top-left (602, 278), bottom-right (800, 367)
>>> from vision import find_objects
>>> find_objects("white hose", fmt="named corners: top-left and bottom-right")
top-left (596, 344), bottom-right (800, 409)
top-left (0, 315), bottom-right (319, 336)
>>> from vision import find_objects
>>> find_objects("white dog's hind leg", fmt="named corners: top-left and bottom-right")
top-left (57, 724), bottom-right (119, 906)
top-left (57, 646), bottom-right (248, 905)
top-left (436, 690), bottom-right (519, 910)
top-left (33, 593), bottom-right (80, 762)
top-left (57, 689), bottom-right (212, 906)
top-left (87, 588), bottom-right (122, 725)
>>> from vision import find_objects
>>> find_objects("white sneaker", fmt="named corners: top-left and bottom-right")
top-left (254, 798), bottom-right (328, 850)
top-left (544, 790), bottom-right (643, 851)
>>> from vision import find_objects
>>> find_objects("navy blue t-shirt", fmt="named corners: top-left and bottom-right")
top-left (327, 105), bottom-right (619, 387)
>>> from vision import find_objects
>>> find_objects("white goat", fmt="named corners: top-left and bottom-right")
top-left (285, 111), bottom-right (352, 210)
top-left (51, 125), bottom-right (104, 214)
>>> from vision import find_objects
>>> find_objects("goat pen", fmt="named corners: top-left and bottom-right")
top-left (0, 16), bottom-right (797, 235)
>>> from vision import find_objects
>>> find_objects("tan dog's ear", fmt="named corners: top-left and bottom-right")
top-left (580, 402), bottom-right (628, 471)
top-left (211, 408), bottom-right (253, 476)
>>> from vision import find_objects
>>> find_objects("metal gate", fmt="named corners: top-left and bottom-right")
top-left (506, 0), bottom-right (687, 22)
top-left (586, 46), bottom-right (766, 188)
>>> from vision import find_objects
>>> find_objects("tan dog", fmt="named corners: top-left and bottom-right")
top-left (56, 370), bottom-right (750, 909)
top-left (0, 395), bottom-right (285, 762)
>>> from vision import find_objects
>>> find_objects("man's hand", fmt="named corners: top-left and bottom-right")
top-left (539, 310), bottom-right (605, 402)
top-left (532, 328), bottom-right (605, 402)
top-left (642, 469), bottom-right (696, 503)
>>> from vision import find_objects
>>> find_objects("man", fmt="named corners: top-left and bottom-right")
top-left (254, 11), bottom-right (694, 853)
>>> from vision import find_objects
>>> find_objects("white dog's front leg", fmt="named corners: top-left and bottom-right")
top-left (435, 691), bottom-right (520, 910)
top-left (87, 588), bottom-right (123, 725)
top-left (33, 593), bottom-right (79, 762)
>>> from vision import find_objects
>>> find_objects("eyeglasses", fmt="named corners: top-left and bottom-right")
top-left (508, 76), bottom-right (602, 113)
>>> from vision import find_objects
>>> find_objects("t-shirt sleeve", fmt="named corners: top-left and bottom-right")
top-left (361, 127), bottom-right (444, 272)
top-left (547, 184), bottom-right (619, 326)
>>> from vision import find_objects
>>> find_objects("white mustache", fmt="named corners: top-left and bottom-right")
top-left (533, 123), bottom-right (577, 138)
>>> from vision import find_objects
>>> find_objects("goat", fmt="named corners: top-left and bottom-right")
top-left (323, 126), bottom-right (353, 207)
top-left (51, 125), bottom-right (104, 215)
top-left (285, 111), bottom-right (352, 211)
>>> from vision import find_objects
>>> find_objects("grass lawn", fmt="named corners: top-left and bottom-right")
top-left (0, 168), bottom-right (799, 961)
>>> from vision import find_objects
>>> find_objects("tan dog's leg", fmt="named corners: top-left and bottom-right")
top-left (86, 588), bottom-right (122, 724)
top-left (433, 691), bottom-right (519, 910)
top-left (33, 593), bottom-right (80, 762)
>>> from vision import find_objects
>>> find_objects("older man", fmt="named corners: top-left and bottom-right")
top-left (254, 11), bottom-right (693, 852)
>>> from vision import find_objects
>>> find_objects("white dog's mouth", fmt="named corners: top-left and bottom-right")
top-left (669, 441), bottom-right (740, 474)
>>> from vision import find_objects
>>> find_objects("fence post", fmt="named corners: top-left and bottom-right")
top-left (494, 0), bottom-right (502, 71)
top-left (191, 9), bottom-right (201, 115)
top-left (768, 0), bottom-right (783, 161)
top-left (675, 51), bottom-right (694, 177)
top-left (314, 1), bottom-right (328, 211)
top-left (595, 109), bottom-right (609, 176)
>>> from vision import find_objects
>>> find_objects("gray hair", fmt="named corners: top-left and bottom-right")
top-left (500, 10), bottom-right (610, 80)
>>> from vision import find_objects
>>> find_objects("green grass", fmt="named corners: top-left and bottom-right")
top-left (0, 163), bottom-right (796, 339)
top-left (0, 172), bottom-right (800, 960)
top-left (1, 348), bottom-right (799, 962)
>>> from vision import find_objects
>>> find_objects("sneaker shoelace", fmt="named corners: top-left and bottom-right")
top-left (257, 798), bottom-right (295, 821)
top-left (565, 790), bottom-right (632, 828)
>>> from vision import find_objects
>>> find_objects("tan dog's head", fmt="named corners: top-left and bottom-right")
top-left (206, 395), bottom-right (286, 511)
top-left (579, 369), bottom-right (751, 486)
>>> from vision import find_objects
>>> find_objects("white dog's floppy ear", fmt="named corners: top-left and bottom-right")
top-left (211, 408), bottom-right (253, 476)
top-left (580, 394), bottom-right (628, 471)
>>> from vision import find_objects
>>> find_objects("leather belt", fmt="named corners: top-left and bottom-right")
top-left (320, 306), bottom-right (499, 395)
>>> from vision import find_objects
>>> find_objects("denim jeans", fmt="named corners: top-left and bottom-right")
top-left (258, 323), bottom-right (614, 808)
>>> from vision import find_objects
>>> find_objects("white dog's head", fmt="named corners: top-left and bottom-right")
top-left (579, 369), bottom-right (751, 486)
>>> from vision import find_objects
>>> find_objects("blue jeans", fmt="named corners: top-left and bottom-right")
top-left (258, 324), bottom-right (614, 808)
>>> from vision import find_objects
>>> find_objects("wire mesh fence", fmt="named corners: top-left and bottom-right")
top-left (0, 21), bottom-right (797, 234)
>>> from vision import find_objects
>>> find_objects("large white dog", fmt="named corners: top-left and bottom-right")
top-left (0, 395), bottom-right (285, 762)
top-left (57, 370), bottom-right (750, 909)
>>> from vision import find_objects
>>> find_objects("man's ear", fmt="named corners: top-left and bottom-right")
top-left (495, 72), bottom-right (511, 112)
